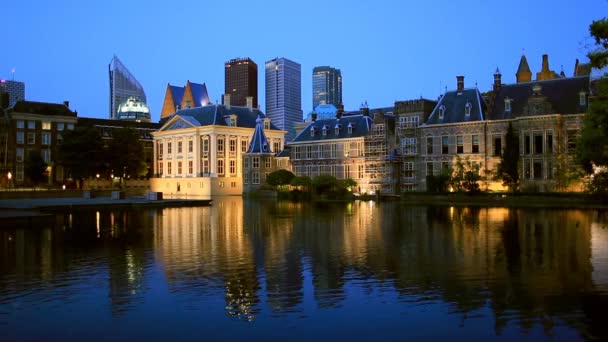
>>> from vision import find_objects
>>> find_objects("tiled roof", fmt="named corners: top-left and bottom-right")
top-left (517, 54), bottom-right (531, 74)
top-left (290, 115), bottom-right (373, 143)
top-left (247, 116), bottom-right (273, 154)
top-left (425, 88), bottom-right (486, 125)
top-left (11, 100), bottom-right (77, 117)
top-left (162, 104), bottom-right (280, 130)
top-left (169, 85), bottom-right (185, 106)
top-left (488, 76), bottom-right (589, 120)
top-left (189, 82), bottom-right (210, 106)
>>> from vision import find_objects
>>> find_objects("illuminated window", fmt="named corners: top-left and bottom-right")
top-left (42, 132), bottom-right (51, 145)
top-left (42, 122), bottom-right (51, 130)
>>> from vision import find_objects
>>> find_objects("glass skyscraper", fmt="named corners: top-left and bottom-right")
top-left (312, 66), bottom-right (342, 109)
top-left (0, 79), bottom-right (25, 108)
top-left (265, 57), bottom-right (302, 141)
top-left (109, 55), bottom-right (147, 120)
top-left (225, 58), bottom-right (258, 108)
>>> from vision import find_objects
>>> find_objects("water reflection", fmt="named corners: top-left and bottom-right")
top-left (1, 200), bottom-right (608, 339)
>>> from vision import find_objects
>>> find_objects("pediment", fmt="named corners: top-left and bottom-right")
top-left (161, 116), bottom-right (195, 131)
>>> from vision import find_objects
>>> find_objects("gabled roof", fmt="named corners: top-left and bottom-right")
top-left (425, 88), bottom-right (486, 125)
top-left (11, 100), bottom-right (77, 117)
top-left (488, 76), bottom-right (589, 120)
top-left (159, 104), bottom-right (280, 131)
top-left (247, 116), bottom-right (273, 154)
top-left (290, 115), bottom-right (373, 143)
top-left (189, 82), bottom-right (210, 106)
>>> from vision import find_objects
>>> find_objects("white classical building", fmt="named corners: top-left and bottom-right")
top-left (150, 96), bottom-right (285, 196)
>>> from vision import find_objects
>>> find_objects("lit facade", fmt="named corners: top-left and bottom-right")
top-left (312, 66), bottom-right (342, 108)
top-left (7, 100), bottom-right (77, 185)
top-left (151, 101), bottom-right (285, 196)
top-left (115, 97), bottom-right (151, 122)
top-left (109, 55), bottom-right (147, 120)
top-left (265, 57), bottom-right (302, 141)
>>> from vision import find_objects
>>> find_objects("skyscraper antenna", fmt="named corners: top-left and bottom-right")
top-left (10, 68), bottom-right (15, 81)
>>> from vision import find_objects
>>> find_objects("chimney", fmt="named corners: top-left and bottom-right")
top-left (456, 76), bottom-right (464, 92)
top-left (246, 96), bottom-right (253, 109)
top-left (336, 104), bottom-right (344, 119)
top-left (311, 112), bottom-right (317, 122)
top-left (493, 68), bottom-right (502, 92)
top-left (223, 93), bottom-right (231, 107)
top-left (63, 100), bottom-right (69, 108)
top-left (541, 54), bottom-right (549, 72)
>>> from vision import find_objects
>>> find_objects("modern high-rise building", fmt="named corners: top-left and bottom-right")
top-left (265, 57), bottom-right (302, 141)
top-left (225, 58), bottom-right (258, 108)
top-left (109, 55), bottom-right (147, 120)
top-left (312, 66), bottom-right (342, 108)
top-left (0, 79), bottom-right (25, 108)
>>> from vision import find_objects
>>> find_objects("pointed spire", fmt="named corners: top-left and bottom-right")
top-left (516, 53), bottom-right (532, 83)
top-left (247, 116), bottom-right (272, 154)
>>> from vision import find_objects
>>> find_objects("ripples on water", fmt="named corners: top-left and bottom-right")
top-left (0, 199), bottom-right (607, 339)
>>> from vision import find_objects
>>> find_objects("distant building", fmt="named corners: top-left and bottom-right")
top-left (312, 66), bottom-right (342, 108)
top-left (0, 79), bottom-right (25, 108)
top-left (225, 58), bottom-right (258, 108)
top-left (7, 100), bottom-right (77, 185)
top-left (265, 57), bottom-right (303, 141)
top-left (109, 55), bottom-right (147, 120)
top-left (115, 97), bottom-right (151, 122)
top-left (160, 81), bottom-right (210, 119)
top-left (151, 96), bottom-right (285, 196)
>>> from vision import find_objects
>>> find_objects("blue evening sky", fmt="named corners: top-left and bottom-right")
top-left (2, 0), bottom-right (606, 121)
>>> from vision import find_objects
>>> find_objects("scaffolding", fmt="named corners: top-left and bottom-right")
top-left (364, 123), bottom-right (392, 194)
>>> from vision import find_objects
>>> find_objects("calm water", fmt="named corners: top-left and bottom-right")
top-left (1, 198), bottom-right (608, 340)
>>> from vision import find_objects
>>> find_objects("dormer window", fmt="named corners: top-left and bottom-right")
top-left (464, 102), bottom-right (472, 119)
top-left (263, 142), bottom-right (269, 152)
top-left (438, 105), bottom-right (446, 121)
top-left (579, 91), bottom-right (587, 106)
top-left (310, 126), bottom-right (316, 137)
top-left (335, 124), bottom-right (341, 135)
top-left (264, 118), bottom-right (270, 130)
top-left (347, 123), bottom-right (353, 134)
top-left (322, 125), bottom-right (328, 136)
top-left (505, 98), bottom-right (512, 112)
top-left (224, 115), bottom-right (237, 126)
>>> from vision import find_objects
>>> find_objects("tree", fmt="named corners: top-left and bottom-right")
top-left (57, 126), bottom-right (106, 183)
top-left (578, 18), bottom-right (608, 172)
top-left (312, 175), bottom-right (338, 195)
top-left (496, 123), bottom-right (520, 192)
top-left (290, 175), bottom-right (311, 190)
top-left (266, 169), bottom-right (295, 190)
top-left (107, 128), bottom-right (146, 182)
top-left (24, 151), bottom-right (47, 185)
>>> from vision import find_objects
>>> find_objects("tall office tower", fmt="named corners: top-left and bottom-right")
top-left (0, 79), bottom-right (25, 107)
top-left (265, 57), bottom-right (302, 141)
top-left (225, 58), bottom-right (258, 107)
top-left (312, 66), bottom-right (342, 108)
top-left (109, 55), bottom-right (147, 120)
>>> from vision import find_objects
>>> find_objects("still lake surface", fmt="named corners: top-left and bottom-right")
top-left (1, 198), bottom-right (608, 340)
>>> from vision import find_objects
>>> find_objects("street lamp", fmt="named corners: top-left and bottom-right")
top-left (96, 173), bottom-right (100, 189)
top-left (7, 171), bottom-right (11, 189)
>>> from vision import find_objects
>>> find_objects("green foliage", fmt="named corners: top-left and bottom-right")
top-left (290, 175), bottom-right (312, 188)
top-left (340, 178), bottom-right (357, 190)
top-left (57, 126), bottom-right (106, 180)
top-left (266, 169), bottom-right (295, 190)
top-left (24, 151), bottom-right (47, 185)
top-left (426, 174), bottom-right (450, 193)
top-left (587, 171), bottom-right (608, 194)
top-left (312, 175), bottom-right (338, 194)
top-left (107, 128), bottom-right (146, 179)
top-left (497, 123), bottom-right (520, 192)
top-left (588, 18), bottom-right (608, 69)
top-left (579, 18), bottom-right (608, 172)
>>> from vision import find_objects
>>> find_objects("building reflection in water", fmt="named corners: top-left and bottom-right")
top-left (1, 200), bottom-right (608, 338)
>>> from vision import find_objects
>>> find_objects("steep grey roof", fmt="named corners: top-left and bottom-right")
top-left (489, 76), bottom-right (589, 120)
top-left (425, 88), bottom-right (486, 125)
top-left (189, 82), bottom-right (210, 106)
top-left (290, 115), bottom-right (373, 143)
top-left (169, 85), bottom-right (185, 105)
top-left (163, 104), bottom-right (280, 130)
top-left (247, 116), bottom-right (273, 154)
top-left (11, 100), bottom-right (77, 117)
